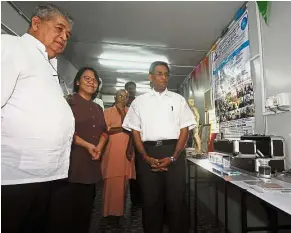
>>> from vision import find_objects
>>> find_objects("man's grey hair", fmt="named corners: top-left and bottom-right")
top-left (30, 4), bottom-right (74, 27)
top-left (149, 61), bottom-right (170, 74)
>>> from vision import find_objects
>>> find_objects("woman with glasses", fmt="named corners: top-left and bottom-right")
top-left (66, 67), bottom-right (108, 233)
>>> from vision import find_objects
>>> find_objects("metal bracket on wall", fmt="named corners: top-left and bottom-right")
top-left (1, 23), bottom-right (18, 36)
top-left (7, 1), bottom-right (31, 23)
top-left (263, 109), bottom-right (291, 116)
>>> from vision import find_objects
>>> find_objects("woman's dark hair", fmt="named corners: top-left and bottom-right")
top-left (73, 67), bottom-right (101, 100)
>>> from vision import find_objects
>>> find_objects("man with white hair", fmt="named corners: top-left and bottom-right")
top-left (1, 4), bottom-right (75, 233)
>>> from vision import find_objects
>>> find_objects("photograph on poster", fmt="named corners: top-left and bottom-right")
top-left (215, 82), bottom-right (254, 123)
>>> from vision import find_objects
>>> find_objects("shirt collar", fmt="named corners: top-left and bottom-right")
top-left (22, 33), bottom-right (46, 54)
top-left (21, 33), bottom-right (58, 70)
top-left (71, 93), bottom-right (93, 105)
top-left (150, 88), bottom-right (172, 97)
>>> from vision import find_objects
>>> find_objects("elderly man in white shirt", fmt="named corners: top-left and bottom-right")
top-left (123, 61), bottom-right (195, 233)
top-left (1, 4), bottom-right (75, 233)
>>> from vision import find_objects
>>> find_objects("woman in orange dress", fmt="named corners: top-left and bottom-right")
top-left (101, 89), bottom-right (136, 218)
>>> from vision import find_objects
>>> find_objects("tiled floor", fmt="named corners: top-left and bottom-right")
top-left (89, 185), bottom-right (225, 233)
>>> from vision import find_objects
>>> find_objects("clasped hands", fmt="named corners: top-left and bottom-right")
top-left (144, 155), bottom-right (172, 172)
top-left (87, 143), bottom-right (102, 160)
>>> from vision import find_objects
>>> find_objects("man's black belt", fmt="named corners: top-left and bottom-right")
top-left (143, 139), bottom-right (177, 147)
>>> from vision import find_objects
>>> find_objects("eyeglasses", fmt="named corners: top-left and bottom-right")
top-left (118, 94), bottom-right (129, 99)
top-left (152, 72), bottom-right (170, 78)
top-left (82, 76), bottom-right (98, 84)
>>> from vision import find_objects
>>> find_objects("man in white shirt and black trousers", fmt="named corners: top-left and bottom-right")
top-left (1, 4), bottom-right (74, 233)
top-left (123, 61), bottom-right (196, 233)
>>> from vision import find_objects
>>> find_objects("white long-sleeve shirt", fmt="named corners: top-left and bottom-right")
top-left (1, 33), bottom-right (75, 185)
top-left (122, 88), bottom-right (196, 142)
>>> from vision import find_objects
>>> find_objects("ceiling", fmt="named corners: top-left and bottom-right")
top-left (14, 1), bottom-right (244, 95)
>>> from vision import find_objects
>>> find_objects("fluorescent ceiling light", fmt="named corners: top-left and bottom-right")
top-left (115, 86), bottom-right (151, 92)
top-left (117, 78), bottom-right (127, 83)
top-left (99, 53), bottom-right (168, 63)
top-left (116, 79), bottom-right (150, 85)
top-left (138, 81), bottom-right (150, 84)
top-left (99, 60), bottom-right (150, 69)
top-left (102, 42), bottom-right (167, 52)
top-left (116, 69), bottom-right (148, 74)
top-left (116, 82), bottom-right (150, 88)
top-left (102, 44), bottom-right (142, 52)
top-left (99, 51), bottom-right (169, 70)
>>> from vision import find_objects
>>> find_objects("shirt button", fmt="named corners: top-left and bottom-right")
top-left (90, 108), bottom-right (92, 111)
top-left (93, 136), bottom-right (96, 139)
top-left (93, 125), bottom-right (95, 128)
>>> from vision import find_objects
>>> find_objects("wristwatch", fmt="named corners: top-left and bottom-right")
top-left (170, 156), bottom-right (176, 164)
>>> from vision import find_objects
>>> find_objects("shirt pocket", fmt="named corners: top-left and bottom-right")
top-left (165, 101), bottom-right (178, 124)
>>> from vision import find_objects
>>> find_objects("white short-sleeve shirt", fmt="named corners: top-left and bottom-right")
top-left (1, 34), bottom-right (75, 185)
top-left (122, 89), bottom-right (196, 142)
top-left (93, 98), bottom-right (104, 111)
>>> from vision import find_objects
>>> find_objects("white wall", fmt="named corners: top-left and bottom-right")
top-left (260, 2), bottom-right (291, 169)
top-left (249, 2), bottom-right (291, 169)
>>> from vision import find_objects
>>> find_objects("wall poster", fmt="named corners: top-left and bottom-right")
top-left (212, 9), bottom-right (255, 137)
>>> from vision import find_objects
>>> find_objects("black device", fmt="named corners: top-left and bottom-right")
top-left (240, 135), bottom-right (284, 158)
top-left (213, 136), bottom-right (285, 173)
top-left (213, 139), bottom-right (256, 155)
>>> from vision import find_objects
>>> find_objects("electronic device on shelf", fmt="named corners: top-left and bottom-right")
top-left (240, 135), bottom-right (285, 158)
top-left (212, 135), bottom-right (285, 174)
